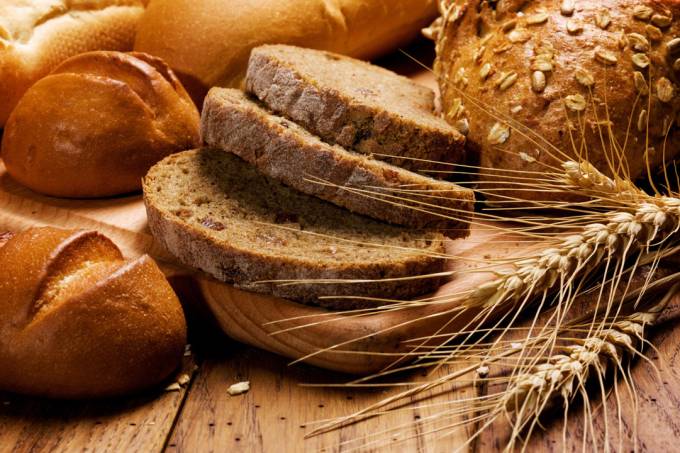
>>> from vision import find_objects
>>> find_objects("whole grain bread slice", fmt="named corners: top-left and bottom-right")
top-left (245, 44), bottom-right (467, 173)
top-left (143, 148), bottom-right (447, 309)
top-left (201, 88), bottom-right (474, 237)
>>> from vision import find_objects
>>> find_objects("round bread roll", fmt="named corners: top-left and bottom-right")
top-left (433, 0), bottom-right (680, 200)
top-left (0, 0), bottom-right (146, 127)
top-left (1, 51), bottom-right (201, 198)
top-left (134, 0), bottom-right (439, 103)
top-left (0, 227), bottom-right (187, 399)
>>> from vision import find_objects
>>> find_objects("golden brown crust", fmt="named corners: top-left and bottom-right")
top-left (0, 227), bottom-right (187, 399)
top-left (0, 0), bottom-right (145, 126)
top-left (134, 0), bottom-right (439, 104)
top-left (0, 51), bottom-right (200, 198)
top-left (435, 0), bottom-right (680, 200)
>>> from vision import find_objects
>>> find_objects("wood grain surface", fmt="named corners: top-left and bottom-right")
top-left (1, 41), bottom-right (679, 452)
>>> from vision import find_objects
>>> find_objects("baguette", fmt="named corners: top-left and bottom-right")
top-left (0, 0), bottom-right (145, 126)
top-left (134, 0), bottom-right (439, 103)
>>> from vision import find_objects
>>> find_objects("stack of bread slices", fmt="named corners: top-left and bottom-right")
top-left (143, 45), bottom-right (474, 309)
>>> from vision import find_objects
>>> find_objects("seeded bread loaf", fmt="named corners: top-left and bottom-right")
top-left (201, 88), bottom-right (474, 235)
top-left (245, 45), bottom-right (468, 173)
top-left (433, 0), bottom-right (680, 200)
top-left (143, 148), bottom-right (447, 309)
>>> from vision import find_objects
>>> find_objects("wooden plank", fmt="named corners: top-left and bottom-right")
top-left (473, 292), bottom-right (680, 451)
top-left (166, 344), bottom-right (472, 452)
top-left (0, 358), bottom-right (196, 453)
top-left (526, 301), bottom-right (680, 452)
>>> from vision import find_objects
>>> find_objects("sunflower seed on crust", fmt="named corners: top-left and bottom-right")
top-left (488, 122), bottom-right (511, 145)
top-left (595, 11), bottom-right (611, 29)
top-left (594, 47), bottom-right (617, 65)
top-left (527, 13), bottom-right (549, 25)
top-left (560, 0), bottom-right (575, 16)
top-left (634, 72), bottom-right (649, 95)
top-left (632, 6), bottom-right (653, 21)
top-left (480, 63), bottom-right (493, 80)
top-left (567, 19), bottom-right (583, 34)
top-left (508, 29), bottom-right (531, 43)
top-left (531, 59), bottom-right (554, 72)
top-left (632, 53), bottom-right (650, 69)
top-left (575, 68), bottom-right (595, 87)
top-left (628, 33), bottom-right (650, 52)
top-left (645, 25), bottom-right (663, 41)
top-left (667, 38), bottom-right (680, 54)
top-left (652, 14), bottom-right (673, 28)
top-left (657, 77), bottom-right (675, 103)
top-left (565, 94), bottom-right (587, 111)
top-left (498, 72), bottom-right (519, 91)
top-left (532, 71), bottom-right (546, 93)
top-left (637, 109), bottom-right (648, 132)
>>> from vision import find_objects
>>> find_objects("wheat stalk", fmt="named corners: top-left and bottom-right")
top-left (490, 282), bottom-right (678, 451)
top-left (287, 29), bottom-right (680, 450)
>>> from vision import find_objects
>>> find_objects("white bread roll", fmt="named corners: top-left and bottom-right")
top-left (134, 0), bottom-right (438, 103)
top-left (0, 0), bottom-right (145, 126)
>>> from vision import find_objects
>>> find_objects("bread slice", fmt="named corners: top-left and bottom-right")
top-left (201, 88), bottom-right (474, 236)
top-left (245, 44), bottom-right (467, 173)
top-left (143, 148), bottom-right (447, 309)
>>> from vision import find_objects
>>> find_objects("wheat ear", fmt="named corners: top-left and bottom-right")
top-left (495, 283), bottom-right (679, 451)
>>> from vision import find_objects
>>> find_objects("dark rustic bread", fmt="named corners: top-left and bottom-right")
top-left (201, 88), bottom-right (474, 236)
top-left (245, 44), bottom-right (468, 173)
top-left (143, 148), bottom-right (448, 309)
top-left (433, 0), bottom-right (680, 201)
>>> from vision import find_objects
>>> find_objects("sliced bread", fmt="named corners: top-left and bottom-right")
top-left (201, 88), bottom-right (474, 236)
top-left (245, 44), bottom-right (467, 173)
top-left (143, 148), bottom-right (447, 309)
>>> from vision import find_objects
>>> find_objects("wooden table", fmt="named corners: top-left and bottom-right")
top-left (2, 41), bottom-right (680, 452)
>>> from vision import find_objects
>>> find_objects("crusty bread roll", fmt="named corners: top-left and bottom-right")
top-left (1, 51), bottom-right (200, 198)
top-left (134, 0), bottom-right (439, 103)
top-left (433, 0), bottom-right (680, 200)
top-left (0, 227), bottom-right (187, 399)
top-left (0, 0), bottom-right (146, 126)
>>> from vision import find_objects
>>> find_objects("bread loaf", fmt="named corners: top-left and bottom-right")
top-left (0, 227), bottom-right (187, 399)
top-left (1, 51), bottom-right (200, 198)
top-left (134, 0), bottom-right (439, 103)
top-left (433, 0), bottom-right (680, 200)
top-left (0, 0), bottom-right (145, 126)
top-left (143, 148), bottom-right (447, 309)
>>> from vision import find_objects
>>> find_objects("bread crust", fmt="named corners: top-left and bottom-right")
top-left (143, 149), bottom-right (447, 310)
top-left (0, 0), bottom-right (145, 126)
top-left (0, 227), bottom-right (187, 399)
top-left (246, 45), bottom-right (467, 173)
top-left (134, 0), bottom-right (438, 103)
top-left (1, 51), bottom-right (200, 198)
top-left (435, 0), bottom-right (680, 200)
top-left (202, 88), bottom-right (474, 235)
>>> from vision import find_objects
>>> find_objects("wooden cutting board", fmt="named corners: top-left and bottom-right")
top-left (2, 49), bottom-right (680, 451)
